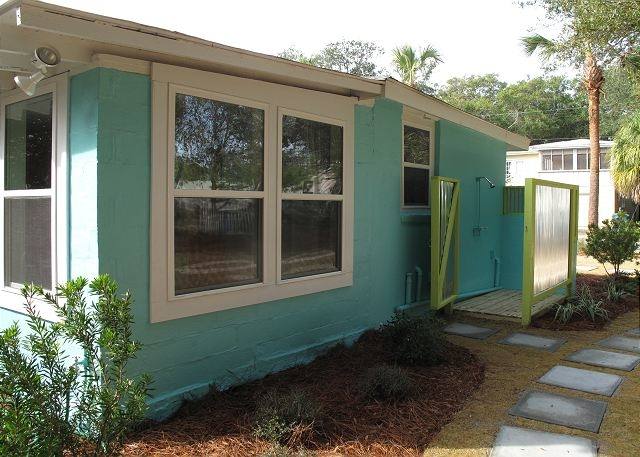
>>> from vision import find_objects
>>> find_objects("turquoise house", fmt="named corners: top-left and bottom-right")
top-left (0, 1), bottom-right (536, 420)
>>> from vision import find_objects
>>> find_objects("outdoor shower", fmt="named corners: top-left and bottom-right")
top-left (473, 176), bottom-right (496, 236)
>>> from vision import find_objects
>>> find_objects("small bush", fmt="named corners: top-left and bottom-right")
top-left (584, 211), bottom-right (640, 279)
top-left (605, 280), bottom-right (626, 302)
top-left (554, 298), bottom-right (581, 324)
top-left (360, 365), bottom-right (413, 402)
top-left (555, 285), bottom-right (609, 324)
top-left (260, 444), bottom-right (313, 457)
top-left (0, 275), bottom-right (151, 457)
top-left (382, 312), bottom-right (446, 366)
top-left (254, 389), bottom-right (321, 445)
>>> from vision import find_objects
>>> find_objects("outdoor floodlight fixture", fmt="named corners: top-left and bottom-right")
top-left (14, 47), bottom-right (61, 96)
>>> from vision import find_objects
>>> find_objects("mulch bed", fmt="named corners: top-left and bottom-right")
top-left (533, 274), bottom-right (639, 331)
top-left (122, 331), bottom-right (484, 456)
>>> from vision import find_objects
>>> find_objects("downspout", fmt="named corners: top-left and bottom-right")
top-left (494, 257), bottom-right (501, 288)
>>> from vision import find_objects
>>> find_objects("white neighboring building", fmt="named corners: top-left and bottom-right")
top-left (507, 139), bottom-right (638, 231)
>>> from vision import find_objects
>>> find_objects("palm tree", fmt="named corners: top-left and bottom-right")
top-left (392, 45), bottom-right (442, 90)
top-left (523, 34), bottom-right (604, 226)
top-left (611, 111), bottom-right (640, 205)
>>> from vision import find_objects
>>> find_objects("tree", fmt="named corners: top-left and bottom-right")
top-left (437, 74), bottom-right (588, 140)
top-left (392, 45), bottom-right (442, 93)
top-left (611, 111), bottom-right (640, 204)
top-left (521, 0), bottom-right (640, 226)
top-left (279, 40), bottom-right (383, 77)
top-left (601, 66), bottom-right (640, 138)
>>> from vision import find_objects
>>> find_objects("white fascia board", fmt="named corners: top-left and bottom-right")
top-left (384, 79), bottom-right (530, 150)
top-left (15, 2), bottom-right (384, 97)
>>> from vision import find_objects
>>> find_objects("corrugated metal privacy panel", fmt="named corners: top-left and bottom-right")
top-left (533, 185), bottom-right (570, 294)
top-left (503, 186), bottom-right (524, 214)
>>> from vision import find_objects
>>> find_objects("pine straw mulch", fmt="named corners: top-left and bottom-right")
top-left (122, 331), bottom-right (485, 457)
top-left (532, 273), bottom-right (639, 331)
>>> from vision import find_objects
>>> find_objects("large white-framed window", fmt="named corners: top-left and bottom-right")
top-left (402, 111), bottom-right (434, 209)
top-left (0, 75), bottom-right (68, 321)
top-left (150, 63), bottom-right (354, 322)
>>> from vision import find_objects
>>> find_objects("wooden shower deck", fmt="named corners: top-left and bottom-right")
top-left (452, 289), bottom-right (562, 322)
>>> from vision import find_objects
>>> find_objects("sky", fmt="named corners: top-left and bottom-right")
top-left (44, 0), bottom-right (569, 85)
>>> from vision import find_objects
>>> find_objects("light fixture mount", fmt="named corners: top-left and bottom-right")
top-left (14, 46), bottom-right (61, 96)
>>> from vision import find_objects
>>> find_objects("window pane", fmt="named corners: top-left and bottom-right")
top-left (552, 153), bottom-right (562, 170)
top-left (174, 198), bottom-right (261, 295)
top-left (577, 152), bottom-right (589, 170)
top-left (4, 198), bottom-right (51, 289)
top-left (542, 154), bottom-right (552, 170)
top-left (174, 94), bottom-right (264, 191)
top-left (600, 152), bottom-right (610, 169)
top-left (282, 115), bottom-right (343, 195)
top-left (281, 200), bottom-right (341, 279)
top-left (4, 94), bottom-right (52, 190)
top-left (403, 167), bottom-right (429, 206)
top-left (563, 151), bottom-right (573, 170)
top-left (403, 125), bottom-right (430, 165)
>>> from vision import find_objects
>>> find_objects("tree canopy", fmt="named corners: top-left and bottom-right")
top-left (279, 40), bottom-right (384, 78)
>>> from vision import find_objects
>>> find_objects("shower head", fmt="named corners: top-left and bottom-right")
top-left (477, 176), bottom-right (496, 188)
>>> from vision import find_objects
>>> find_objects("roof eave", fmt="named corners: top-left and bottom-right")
top-left (383, 79), bottom-right (530, 150)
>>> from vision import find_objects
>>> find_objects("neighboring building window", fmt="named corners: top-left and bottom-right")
top-left (599, 151), bottom-right (610, 169)
top-left (150, 64), bottom-right (354, 322)
top-left (402, 124), bottom-right (431, 207)
top-left (0, 77), bottom-right (67, 319)
top-left (576, 150), bottom-right (589, 170)
top-left (562, 150), bottom-right (573, 170)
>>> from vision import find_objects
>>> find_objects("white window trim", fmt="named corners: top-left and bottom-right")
top-left (401, 111), bottom-right (435, 210)
top-left (0, 74), bottom-right (68, 322)
top-left (540, 147), bottom-right (610, 173)
top-left (150, 63), bottom-right (354, 323)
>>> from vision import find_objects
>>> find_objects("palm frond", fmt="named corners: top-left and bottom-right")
top-left (521, 34), bottom-right (557, 59)
top-left (419, 45), bottom-right (443, 64)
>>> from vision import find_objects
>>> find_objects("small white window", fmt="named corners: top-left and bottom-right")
top-left (402, 118), bottom-right (433, 208)
top-left (150, 64), bottom-right (354, 322)
top-left (0, 76), bottom-right (67, 319)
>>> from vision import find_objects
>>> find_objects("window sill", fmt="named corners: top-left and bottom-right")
top-left (151, 271), bottom-right (353, 323)
top-left (0, 289), bottom-right (60, 323)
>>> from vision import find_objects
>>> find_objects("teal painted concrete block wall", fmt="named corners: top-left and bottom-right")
top-left (68, 69), bottom-right (429, 419)
top-left (437, 120), bottom-right (508, 294)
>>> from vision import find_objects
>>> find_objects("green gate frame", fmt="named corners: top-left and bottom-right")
top-left (521, 178), bottom-right (579, 325)
top-left (430, 176), bottom-right (460, 310)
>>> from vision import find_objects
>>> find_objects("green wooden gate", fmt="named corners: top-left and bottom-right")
top-left (521, 178), bottom-right (579, 325)
top-left (430, 176), bottom-right (460, 310)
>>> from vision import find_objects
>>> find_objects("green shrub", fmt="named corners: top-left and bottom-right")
top-left (0, 275), bottom-right (151, 457)
top-left (554, 298), bottom-right (581, 324)
top-left (381, 312), bottom-right (446, 366)
top-left (555, 285), bottom-right (609, 324)
top-left (605, 280), bottom-right (626, 302)
top-left (254, 389), bottom-right (321, 444)
top-left (360, 365), bottom-right (413, 402)
top-left (260, 444), bottom-right (313, 457)
top-left (584, 211), bottom-right (640, 279)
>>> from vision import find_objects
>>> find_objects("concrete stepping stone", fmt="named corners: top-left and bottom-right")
top-left (566, 348), bottom-right (640, 371)
top-left (490, 425), bottom-right (597, 457)
top-left (627, 328), bottom-right (639, 336)
top-left (498, 332), bottom-right (566, 352)
top-left (597, 335), bottom-right (640, 354)
top-left (443, 322), bottom-right (499, 340)
top-left (538, 365), bottom-right (623, 396)
top-left (509, 390), bottom-right (607, 433)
